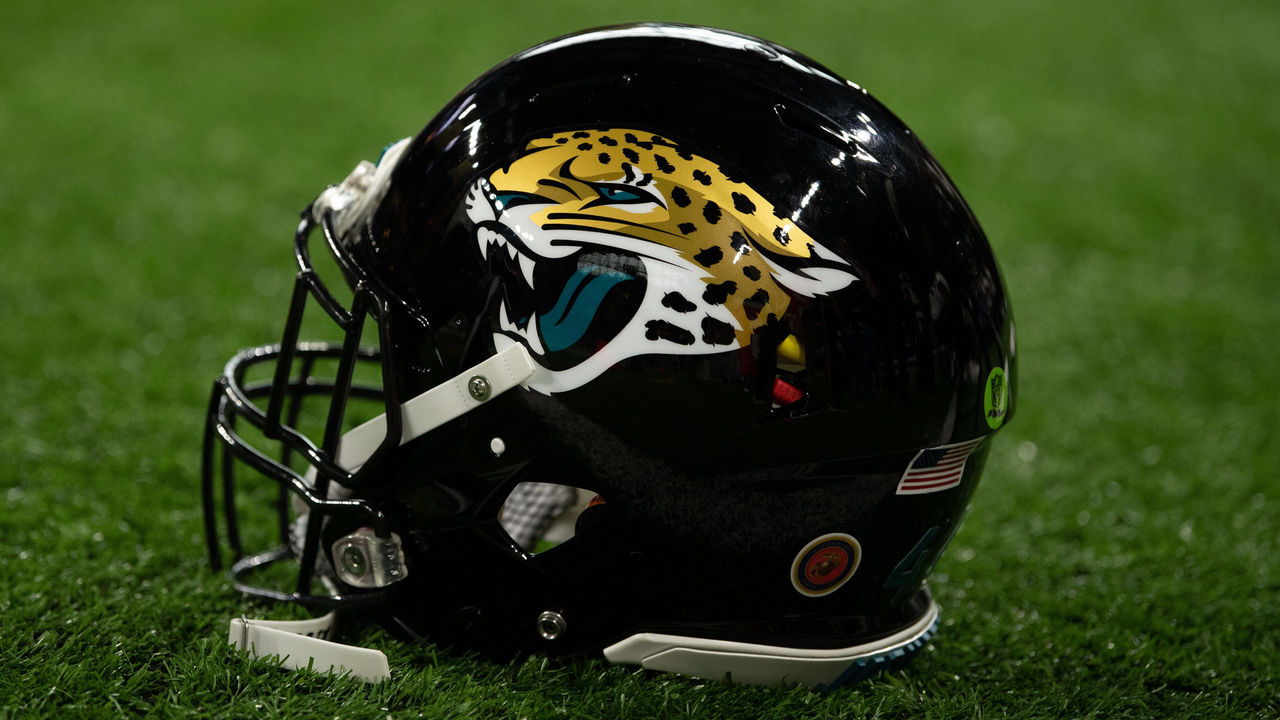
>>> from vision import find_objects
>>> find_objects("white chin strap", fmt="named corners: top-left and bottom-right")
top-left (229, 613), bottom-right (390, 683)
top-left (333, 341), bottom-right (536, 471)
top-left (227, 343), bottom-right (537, 681)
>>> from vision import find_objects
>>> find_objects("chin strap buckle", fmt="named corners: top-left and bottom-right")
top-left (228, 612), bottom-right (390, 683)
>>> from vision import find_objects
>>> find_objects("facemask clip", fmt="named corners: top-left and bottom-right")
top-left (331, 528), bottom-right (409, 589)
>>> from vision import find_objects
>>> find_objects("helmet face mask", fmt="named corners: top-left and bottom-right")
top-left (203, 23), bottom-right (1016, 688)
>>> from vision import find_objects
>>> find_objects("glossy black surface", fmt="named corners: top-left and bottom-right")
top-left (206, 23), bottom-right (1016, 668)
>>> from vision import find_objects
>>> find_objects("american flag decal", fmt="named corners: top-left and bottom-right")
top-left (896, 437), bottom-right (985, 495)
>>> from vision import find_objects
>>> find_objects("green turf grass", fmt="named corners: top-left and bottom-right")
top-left (2, 1), bottom-right (1277, 717)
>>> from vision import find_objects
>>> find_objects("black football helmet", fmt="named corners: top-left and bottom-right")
top-left (203, 23), bottom-right (1016, 688)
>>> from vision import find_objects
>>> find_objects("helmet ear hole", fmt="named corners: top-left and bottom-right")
top-left (497, 482), bottom-right (596, 554)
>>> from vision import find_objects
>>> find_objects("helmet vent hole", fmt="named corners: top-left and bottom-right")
top-left (498, 482), bottom-right (597, 554)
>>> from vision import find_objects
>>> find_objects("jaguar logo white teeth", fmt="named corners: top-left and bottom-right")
top-left (475, 227), bottom-right (498, 262)
top-left (498, 301), bottom-right (545, 356)
top-left (498, 299), bottom-right (514, 333)
top-left (475, 227), bottom-right (537, 289)
top-left (518, 254), bottom-right (536, 290)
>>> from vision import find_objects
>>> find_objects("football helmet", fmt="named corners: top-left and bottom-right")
top-left (203, 23), bottom-right (1016, 688)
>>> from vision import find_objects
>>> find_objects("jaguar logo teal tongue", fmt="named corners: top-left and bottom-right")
top-left (540, 264), bottom-right (634, 352)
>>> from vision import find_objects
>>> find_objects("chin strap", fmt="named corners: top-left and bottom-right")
top-left (228, 613), bottom-right (390, 683)
top-left (335, 341), bottom-right (536, 471)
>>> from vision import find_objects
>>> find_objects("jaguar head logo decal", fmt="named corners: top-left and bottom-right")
top-left (464, 128), bottom-right (856, 393)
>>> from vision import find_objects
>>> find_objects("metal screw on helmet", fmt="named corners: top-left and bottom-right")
top-left (537, 610), bottom-right (566, 640)
top-left (468, 375), bottom-right (491, 401)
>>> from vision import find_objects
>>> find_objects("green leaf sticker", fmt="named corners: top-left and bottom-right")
top-left (984, 367), bottom-right (1008, 429)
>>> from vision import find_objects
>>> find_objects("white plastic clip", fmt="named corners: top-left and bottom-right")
top-left (228, 612), bottom-right (390, 683)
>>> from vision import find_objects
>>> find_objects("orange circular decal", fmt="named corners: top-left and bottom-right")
top-left (791, 533), bottom-right (862, 597)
